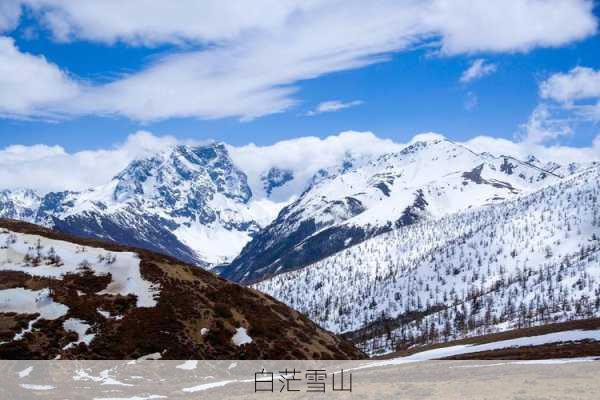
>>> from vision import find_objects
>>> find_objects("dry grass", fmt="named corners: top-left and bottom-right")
top-left (0, 218), bottom-right (364, 360)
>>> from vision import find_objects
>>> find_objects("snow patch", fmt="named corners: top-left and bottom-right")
top-left (0, 230), bottom-right (159, 308)
top-left (97, 308), bottom-right (123, 320)
top-left (174, 221), bottom-right (252, 265)
top-left (232, 327), bottom-right (252, 346)
top-left (20, 383), bottom-right (55, 391)
top-left (18, 366), bottom-right (33, 378)
top-left (137, 352), bottom-right (162, 361)
top-left (91, 396), bottom-right (166, 400)
top-left (62, 318), bottom-right (96, 349)
top-left (73, 369), bottom-right (133, 386)
top-left (182, 380), bottom-right (236, 393)
top-left (0, 288), bottom-right (68, 319)
top-left (0, 287), bottom-right (68, 340)
top-left (176, 360), bottom-right (198, 370)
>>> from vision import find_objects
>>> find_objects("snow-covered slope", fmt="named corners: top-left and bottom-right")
top-left (0, 229), bottom-right (158, 309)
top-left (0, 144), bottom-right (281, 266)
top-left (224, 134), bottom-right (563, 283)
top-left (523, 155), bottom-right (598, 178)
top-left (255, 165), bottom-right (600, 354)
top-left (0, 220), bottom-right (362, 359)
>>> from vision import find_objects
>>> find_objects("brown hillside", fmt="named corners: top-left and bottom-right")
top-left (0, 219), bottom-right (363, 360)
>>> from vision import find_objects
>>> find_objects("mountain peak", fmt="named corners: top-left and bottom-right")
top-left (172, 142), bottom-right (228, 164)
top-left (409, 132), bottom-right (447, 144)
top-left (112, 141), bottom-right (251, 204)
top-left (0, 188), bottom-right (40, 200)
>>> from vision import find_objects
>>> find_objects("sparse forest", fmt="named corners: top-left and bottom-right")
top-left (256, 166), bottom-right (600, 354)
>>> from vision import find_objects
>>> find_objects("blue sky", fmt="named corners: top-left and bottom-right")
top-left (1, 1), bottom-right (600, 152)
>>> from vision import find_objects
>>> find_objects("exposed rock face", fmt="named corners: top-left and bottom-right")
top-left (261, 167), bottom-right (294, 197)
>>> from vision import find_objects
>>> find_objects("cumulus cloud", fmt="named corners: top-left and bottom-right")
top-left (519, 104), bottom-right (574, 144)
top-left (426, 0), bottom-right (596, 54)
top-left (460, 59), bottom-right (497, 83)
top-left (229, 131), bottom-right (404, 200)
top-left (539, 66), bottom-right (600, 123)
top-left (20, 1), bottom-right (596, 51)
top-left (0, 130), bottom-right (405, 199)
top-left (0, 131), bottom-right (179, 193)
top-left (0, 0), bottom-right (596, 121)
top-left (305, 100), bottom-right (363, 116)
top-left (521, 66), bottom-right (600, 144)
top-left (540, 66), bottom-right (600, 103)
top-left (2, 130), bottom-right (598, 201)
top-left (465, 134), bottom-right (600, 166)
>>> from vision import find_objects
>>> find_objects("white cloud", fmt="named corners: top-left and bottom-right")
top-left (539, 66), bottom-right (600, 123)
top-left (20, 1), bottom-right (596, 51)
top-left (23, 0), bottom-right (321, 45)
top-left (0, 0), bottom-right (596, 121)
top-left (0, 131), bottom-right (179, 193)
top-left (229, 131), bottom-right (404, 200)
top-left (0, 130), bottom-right (403, 198)
top-left (1, 130), bottom-right (599, 197)
top-left (306, 100), bottom-right (363, 116)
top-left (519, 104), bottom-right (573, 144)
top-left (0, 37), bottom-right (79, 118)
top-left (426, 0), bottom-right (596, 54)
top-left (577, 102), bottom-right (600, 121)
top-left (460, 59), bottom-right (497, 83)
top-left (0, 0), bottom-right (21, 32)
top-left (465, 134), bottom-right (600, 166)
top-left (540, 66), bottom-right (600, 103)
top-left (521, 66), bottom-right (600, 144)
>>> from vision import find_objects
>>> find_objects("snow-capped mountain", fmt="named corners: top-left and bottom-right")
top-left (222, 134), bottom-right (564, 283)
top-left (1, 133), bottom-right (594, 280)
top-left (523, 154), bottom-right (598, 178)
top-left (255, 165), bottom-right (600, 354)
top-left (0, 189), bottom-right (42, 222)
top-left (261, 167), bottom-right (294, 197)
top-left (0, 143), bottom-right (280, 266)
